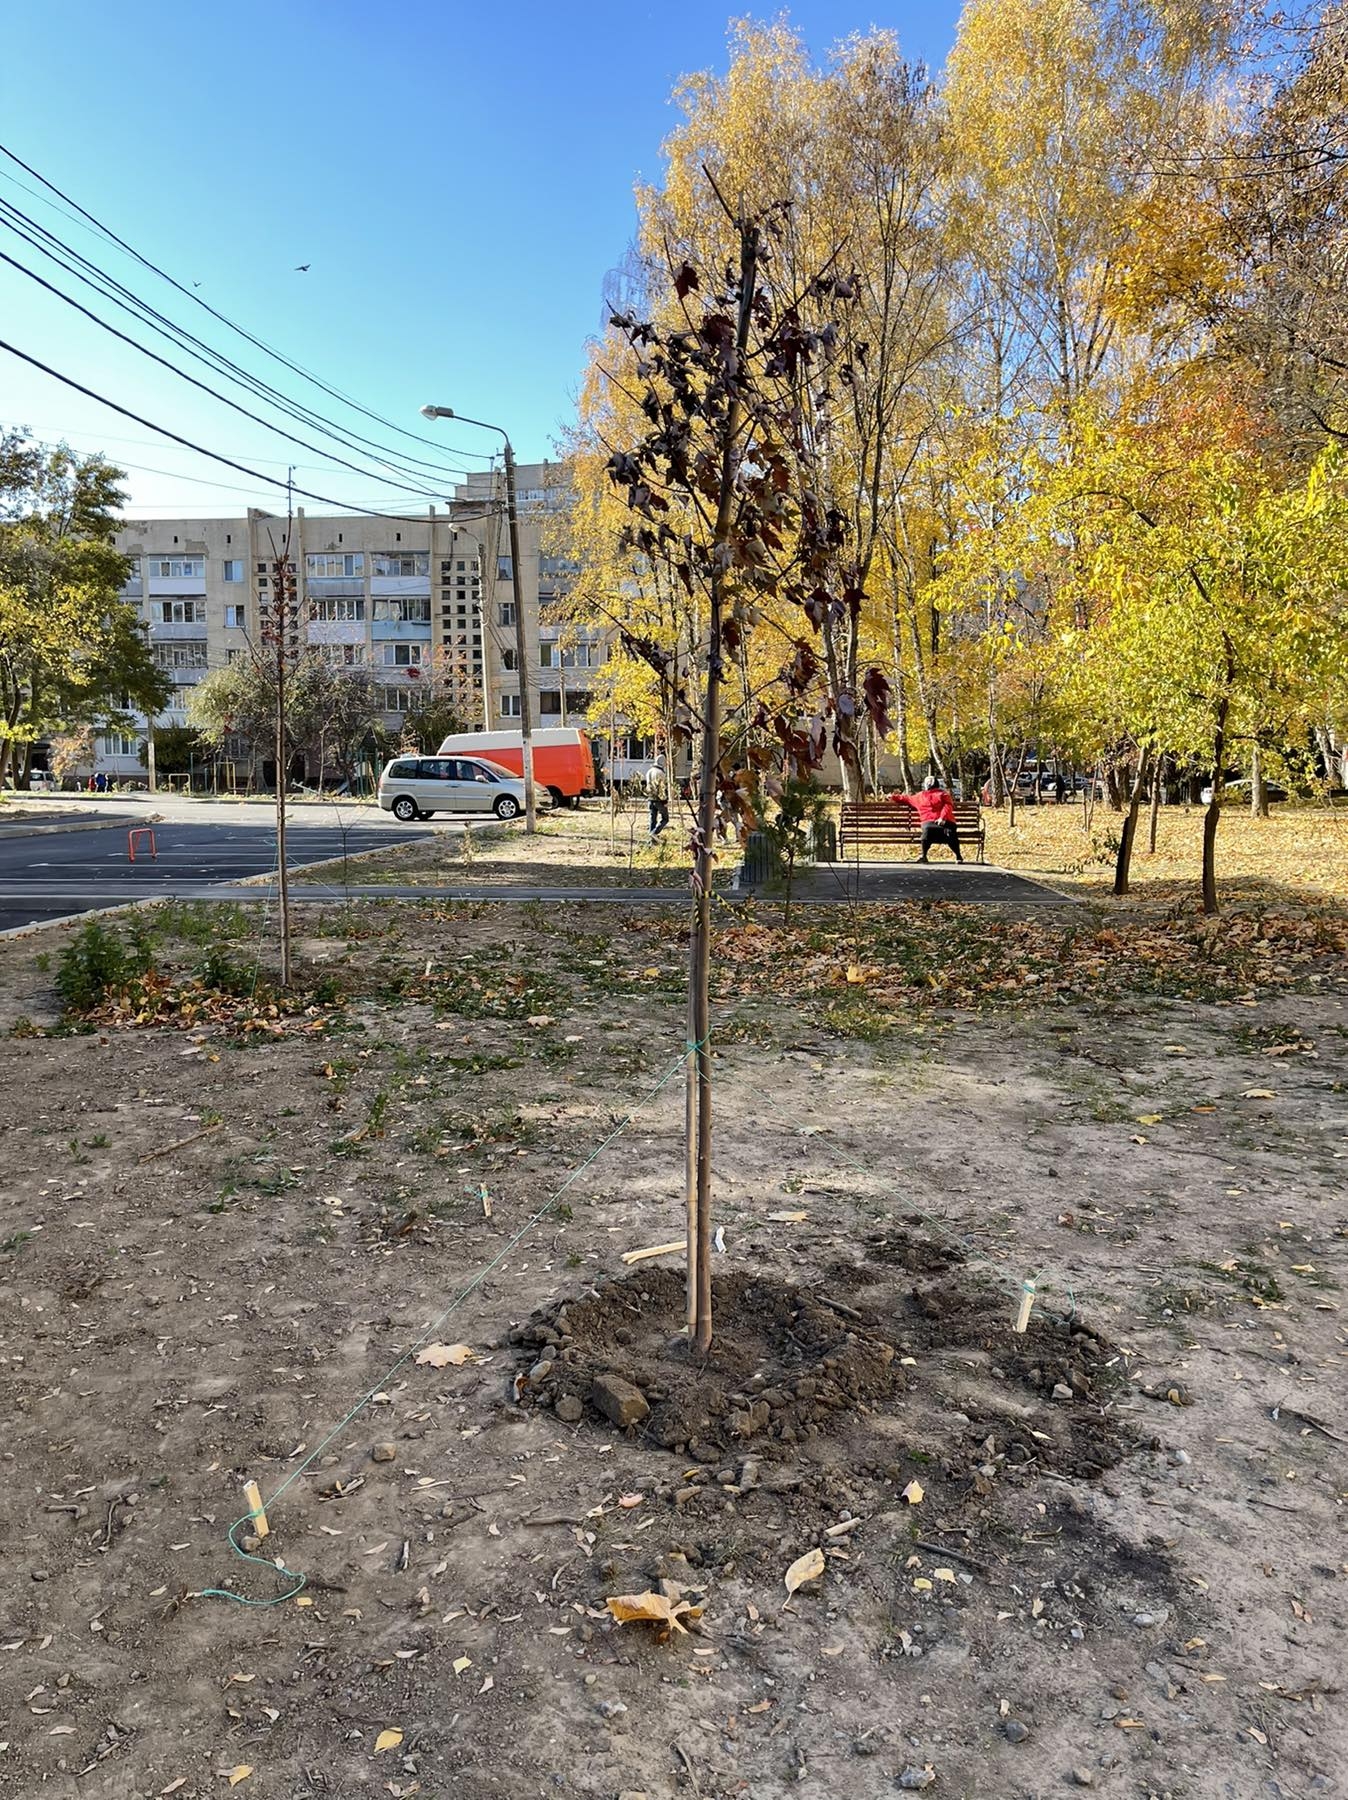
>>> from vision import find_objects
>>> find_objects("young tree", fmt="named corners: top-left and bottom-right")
top-left (606, 190), bottom-right (889, 1349)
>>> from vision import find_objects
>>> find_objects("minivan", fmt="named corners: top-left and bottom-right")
top-left (435, 728), bottom-right (596, 807)
top-left (377, 755), bottom-right (526, 822)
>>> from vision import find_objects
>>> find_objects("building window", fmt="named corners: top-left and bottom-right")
top-left (150, 556), bottom-right (204, 579)
top-left (372, 596), bottom-right (431, 623)
top-left (310, 597), bottom-right (365, 622)
top-left (315, 643), bottom-right (366, 666)
top-left (99, 732), bottom-right (139, 757)
top-left (540, 692), bottom-right (563, 716)
top-left (159, 598), bottom-right (205, 624)
top-left (153, 643), bottom-right (208, 670)
top-left (226, 647), bottom-right (244, 665)
top-left (499, 693), bottom-right (522, 718)
top-left (378, 685), bottom-right (415, 713)
top-left (225, 604), bottom-right (246, 630)
top-left (223, 559), bottom-right (244, 582)
top-left (381, 642), bottom-right (428, 667)
top-left (498, 602), bottom-right (516, 627)
top-left (501, 648), bottom-right (518, 671)
top-left (372, 551), bottom-right (429, 577)
top-left (306, 552), bottom-right (364, 579)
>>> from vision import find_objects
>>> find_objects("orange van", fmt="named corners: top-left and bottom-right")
top-left (435, 728), bottom-right (596, 806)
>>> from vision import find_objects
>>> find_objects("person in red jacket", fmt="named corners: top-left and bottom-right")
top-left (893, 774), bottom-right (964, 863)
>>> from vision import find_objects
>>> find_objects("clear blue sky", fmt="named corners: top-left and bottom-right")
top-left (1, 0), bottom-right (961, 516)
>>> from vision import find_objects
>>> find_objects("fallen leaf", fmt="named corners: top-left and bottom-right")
top-left (159, 1783), bottom-right (188, 1798)
top-left (618, 1493), bottom-right (645, 1509)
top-left (912, 1577), bottom-right (933, 1592)
top-left (479, 1674), bottom-right (494, 1694)
top-left (1241, 1088), bottom-right (1277, 1100)
top-left (845, 964), bottom-right (866, 984)
top-left (452, 1656), bottom-right (473, 1675)
top-left (783, 1547), bottom-right (826, 1598)
top-left (902, 1480), bottom-right (924, 1506)
top-left (1164, 1044), bottom-right (1190, 1054)
top-left (1245, 1727), bottom-right (1269, 1745)
top-left (606, 1589), bottom-right (700, 1636)
top-left (747, 1699), bottom-right (772, 1714)
top-left (820, 1643), bottom-right (845, 1656)
top-left (767, 1210), bottom-right (809, 1223)
top-left (933, 1567), bottom-right (956, 1583)
top-left (414, 1343), bottom-right (476, 1368)
top-left (374, 1730), bottom-right (403, 1754)
top-left (1031, 1597), bottom-right (1045, 1618)
top-left (227, 1769), bottom-right (252, 1789)
top-left (526, 1014), bottom-right (554, 1027)
top-left (1135, 1113), bottom-right (1163, 1126)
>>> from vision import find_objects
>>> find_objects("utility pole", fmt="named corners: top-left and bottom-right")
top-left (502, 443), bottom-right (537, 830)
top-left (421, 405), bottom-right (537, 830)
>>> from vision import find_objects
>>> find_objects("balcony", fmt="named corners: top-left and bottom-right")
top-left (148, 573), bottom-right (207, 597)
top-left (307, 620), bottom-right (365, 646)
top-left (370, 576), bottom-right (432, 598)
top-left (150, 620), bottom-right (209, 642)
top-left (371, 618), bottom-right (433, 641)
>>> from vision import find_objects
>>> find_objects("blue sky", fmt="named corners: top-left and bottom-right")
top-left (1, 1), bottom-right (961, 516)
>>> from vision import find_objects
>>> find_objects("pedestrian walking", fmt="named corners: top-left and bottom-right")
top-left (893, 774), bottom-right (964, 863)
top-left (645, 755), bottom-right (670, 839)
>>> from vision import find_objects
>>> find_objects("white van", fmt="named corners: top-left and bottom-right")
top-left (377, 754), bottom-right (526, 822)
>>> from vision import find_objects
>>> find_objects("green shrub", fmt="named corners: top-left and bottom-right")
top-left (55, 921), bottom-right (155, 1013)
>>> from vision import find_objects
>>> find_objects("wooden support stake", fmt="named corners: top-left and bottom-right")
top-left (1014, 1279), bottom-right (1037, 1334)
top-left (243, 1480), bottom-right (269, 1539)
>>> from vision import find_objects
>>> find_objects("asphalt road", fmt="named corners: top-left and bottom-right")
top-left (0, 818), bottom-right (423, 931)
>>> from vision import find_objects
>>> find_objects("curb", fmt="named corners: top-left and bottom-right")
top-left (0, 895), bottom-right (164, 943)
top-left (0, 816), bottom-right (139, 843)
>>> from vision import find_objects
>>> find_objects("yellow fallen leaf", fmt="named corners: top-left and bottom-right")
top-left (295, 1595), bottom-right (313, 1607)
top-left (783, 1547), bottom-right (826, 1598)
top-left (1164, 1044), bottom-right (1190, 1054)
top-left (902, 1480), bottom-right (924, 1506)
top-left (933, 1567), bottom-right (956, 1583)
top-left (374, 1729), bottom-right (403, 1754)
top-left (1242, 1089), bottom-right (1277, 1100)
top-left (641, 967), bottom-right (660, 978)
top-left (526, 1014), bottom-right (554, 1026)
top-left (912, 1577), bottom-right (933, 1592)
top-left (767, 1209), bottom-right (809, 1223)
top-left (846, 964), bottom-right (865, 984)
top-left (606, 1590), bottom-right (700, 1636)
top-left (1135, 1113), bottom-right (1163, 1126)
top-left (452, 1656), bottom-right (473, 1675)
top-left (227, 1770), bottom-right (252, 1790)
top-left (414, 1343), bottom-right (476, 1368)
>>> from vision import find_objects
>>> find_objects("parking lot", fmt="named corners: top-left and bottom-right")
top-left (0, 814), bottom-right (427, 931)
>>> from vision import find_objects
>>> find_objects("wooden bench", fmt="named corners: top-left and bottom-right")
top-left (839, 799), bottom-right (986, 862)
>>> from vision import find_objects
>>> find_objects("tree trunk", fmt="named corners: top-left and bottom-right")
top-left (1147, 765), bottom-right (1161, 854)
top-left (889, 606), bottom-right (916, 792)
top-left (1112, 747), bottom-right (1152, 896)
top-left (1250, 746), bottom-right (1270, 818)
top-left (1103, 762), bottom-right (1124, 811)
top-left (1202, 699), bottom-right (1231, 916)
top-left (684, 216), bottom-right (758, 1356)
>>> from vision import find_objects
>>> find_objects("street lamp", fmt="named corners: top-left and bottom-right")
top-left (421, 404), bottom-right (536, 832)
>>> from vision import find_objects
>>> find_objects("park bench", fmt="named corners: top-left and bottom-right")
top-left (838, 798), bottom-right (986, 862)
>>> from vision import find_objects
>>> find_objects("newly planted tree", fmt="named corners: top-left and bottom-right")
top-left (606, 186), bottom-right (890, 1349)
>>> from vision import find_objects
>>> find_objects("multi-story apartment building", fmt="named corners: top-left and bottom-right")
top-left (102, 466), bottom-right (615, 786)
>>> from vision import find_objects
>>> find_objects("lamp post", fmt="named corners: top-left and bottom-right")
top-left (421, 405), bottom-right (536, 833)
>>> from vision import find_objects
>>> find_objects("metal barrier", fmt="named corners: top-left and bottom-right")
top-left (127, 828), bottom-right (157, 863)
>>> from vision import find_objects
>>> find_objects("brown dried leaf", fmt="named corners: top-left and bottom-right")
top-left (414, 1343), bottom-right (476, 1369)
top-left (783, 1547), bottom-right (826, 1598)
top-left (606, 1589), bottom-right (698, 1636)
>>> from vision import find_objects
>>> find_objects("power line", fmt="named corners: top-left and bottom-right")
top-left (0, 245), bottom-right (469, 504)
top-left (0, 194), bottom-right (481, 489)
top-left (0, 145), bottom-right (497, 465)
top-left (0, 336), bottom-right (469, 523)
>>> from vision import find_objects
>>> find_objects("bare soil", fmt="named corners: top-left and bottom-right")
top-left (0, 892), bottom-right (1344, 1800)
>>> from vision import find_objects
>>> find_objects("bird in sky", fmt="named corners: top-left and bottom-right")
top-left (294, 263), bottom-right (310, 272)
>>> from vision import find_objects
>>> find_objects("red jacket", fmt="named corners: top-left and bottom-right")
top-left (894, 787), bottom-right (955, 825)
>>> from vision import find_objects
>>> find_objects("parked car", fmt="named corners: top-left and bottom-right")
top-left (436, 727), bottom-right (596, 807)
top-left (1200, 779), bottom-right (1288, 804)
top-left (377, 755), bottom-right (526, 822)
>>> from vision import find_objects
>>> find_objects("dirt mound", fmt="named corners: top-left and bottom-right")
top-left (510, 1266), bottom-right (1126, 1485)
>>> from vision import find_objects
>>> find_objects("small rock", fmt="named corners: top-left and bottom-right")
top-left (371, 1442), bottom-right (397, 1463)
top-left (31, 1570), bottom-right (49, 1583)
top-left (597, 1699), bottom-right (627, 1719)
top-left (591, 1374), bottom-right (649, 1429)
top-left (554, 1395), bottom-right (584, 1424)
top-left (1132, 1609), bottom-right (1168, 1628)
top-left (1051, 1382), bottom-right (1074, 1403)
top-left (240, 1534), bottom-right (262, 1553)
top-left (1003, 1720), bottom-right (1031, 1744)
top-left (674, 1487), bottom-right (701, 1509)
top-left (619, 1791), bottom-right (649, 1800)
top-left (898, 1769), bottom-right (936, 1791)
top-left (1071, 1770), bottom-right (1094, 1788)
top-left (1169, 1448), bottom-right (1191, 1466)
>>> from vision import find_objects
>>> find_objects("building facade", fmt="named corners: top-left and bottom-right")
top-left (103, 467), bottom-right (612, 786)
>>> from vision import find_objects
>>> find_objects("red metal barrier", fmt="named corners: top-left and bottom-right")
top-left (128, 828), bottom-right (157, 864)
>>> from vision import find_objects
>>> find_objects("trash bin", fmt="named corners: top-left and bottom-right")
top-left (741, 829), bottom-right (782, 885)
top-left (808, 818), bottom-right (837, 863)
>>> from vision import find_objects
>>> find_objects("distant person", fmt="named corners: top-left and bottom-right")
top-left (94, 771), bottom-right (108, 794)
top-left (645, 756), bottom-right (670, 839)
top-left (893, 774), bottom-right (964, 864)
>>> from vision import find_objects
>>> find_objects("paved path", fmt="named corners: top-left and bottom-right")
top-left (739, 858), bottom-right (1075, 905)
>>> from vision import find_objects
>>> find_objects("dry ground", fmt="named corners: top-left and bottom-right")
top-left (0, 884), bottom-right (1344, 1800)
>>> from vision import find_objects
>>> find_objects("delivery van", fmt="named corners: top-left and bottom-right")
top-left (435, 728), bottom-right (596, 806)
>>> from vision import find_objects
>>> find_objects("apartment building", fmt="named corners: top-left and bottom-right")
top-left (102, 467), bottom-right (612, 785)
